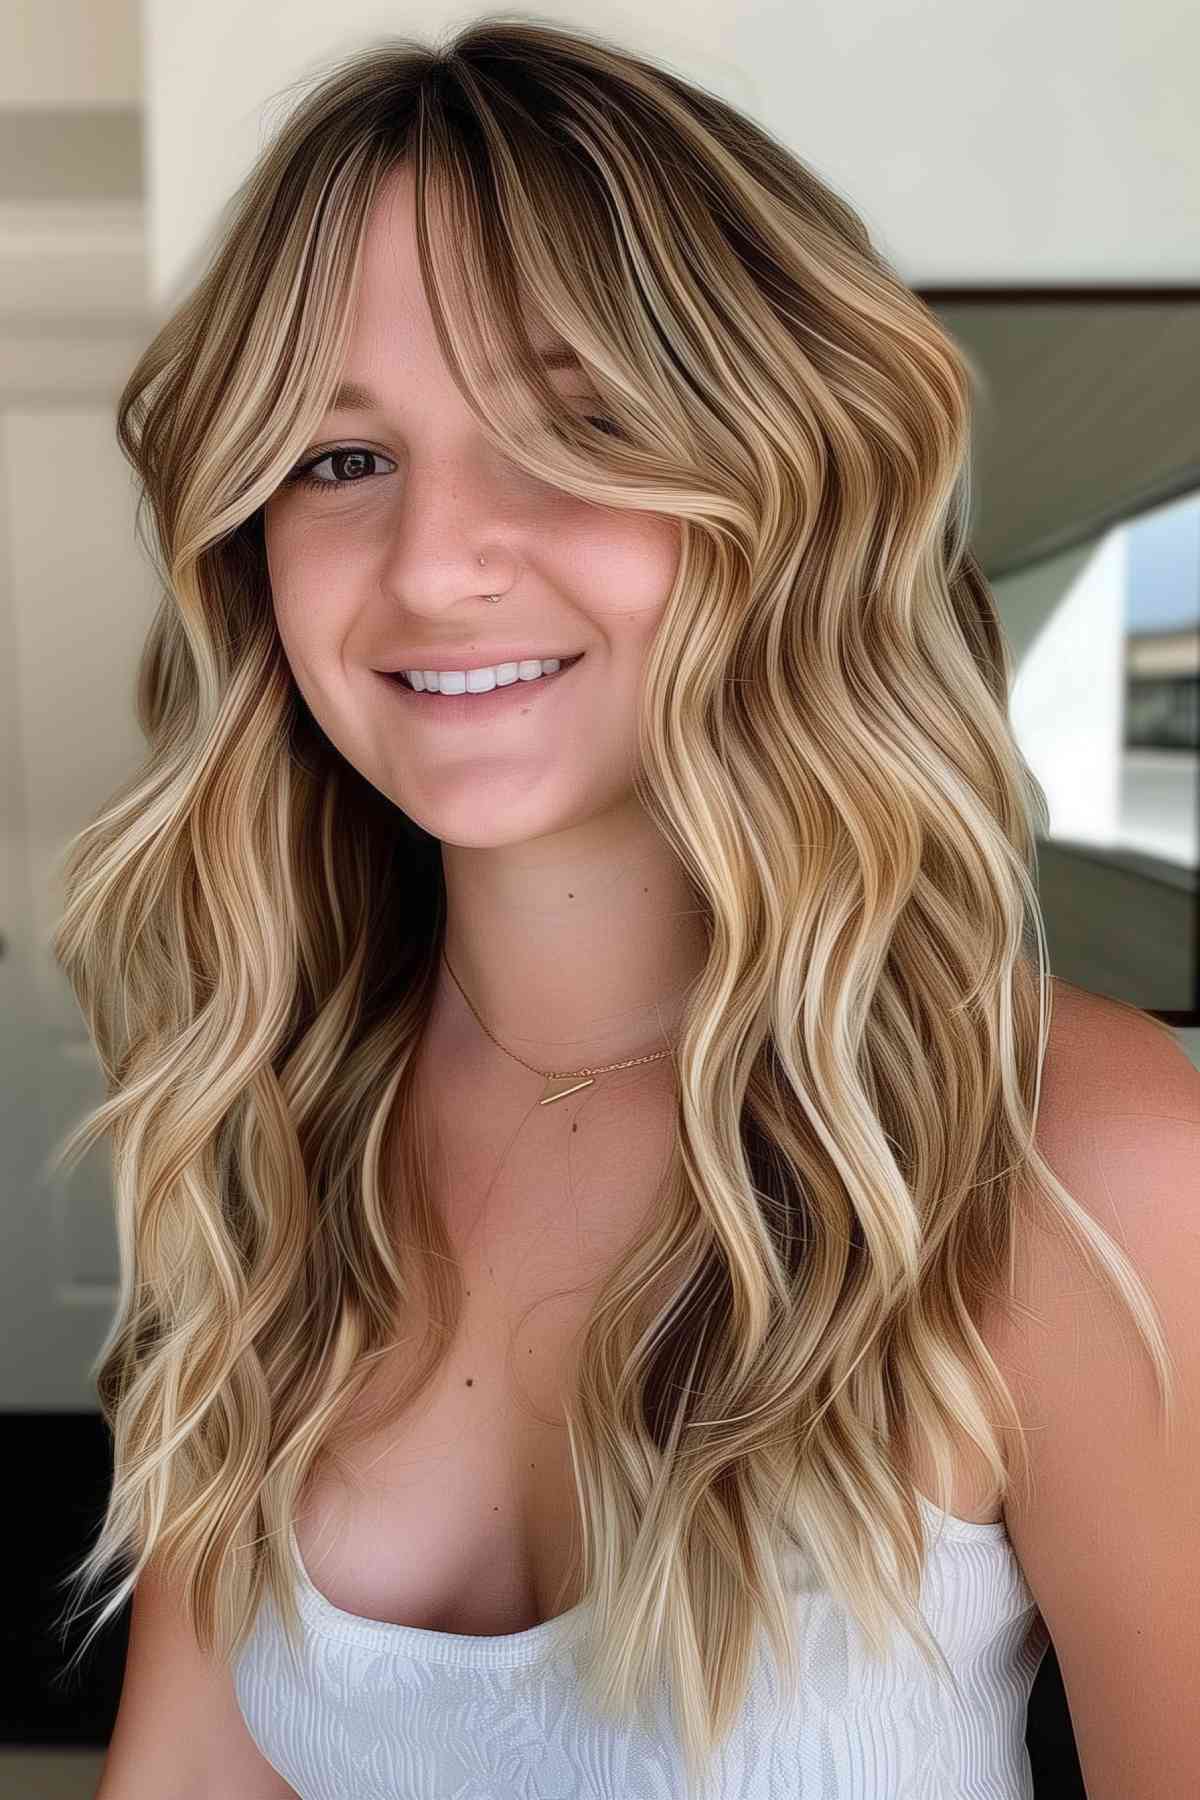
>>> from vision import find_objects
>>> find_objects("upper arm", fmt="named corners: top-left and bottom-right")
top-left (96, 1560), bottom-right (299, 1800)
top-left (998, 983), bottom-right (1200, 1799)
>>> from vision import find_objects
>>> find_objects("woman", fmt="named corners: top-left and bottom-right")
top-left (62, 17), bottom-right (1197, 1800)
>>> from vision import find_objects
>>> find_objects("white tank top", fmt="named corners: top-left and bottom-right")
top-left (232, 1491), bottom-right (1050, 1798)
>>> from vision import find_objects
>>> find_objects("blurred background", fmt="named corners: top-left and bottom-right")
top-left (1, 1), bottom-right (1197, 1795)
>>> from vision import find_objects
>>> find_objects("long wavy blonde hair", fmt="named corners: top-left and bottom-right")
top-left (48, 13), bottom-right (1176, 1795)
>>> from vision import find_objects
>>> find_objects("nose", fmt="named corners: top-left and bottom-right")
top-left (376, 440), bottom-right (521, 612)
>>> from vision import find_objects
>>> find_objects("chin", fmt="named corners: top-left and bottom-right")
top-left (386, 791), bottom-right (586, 853)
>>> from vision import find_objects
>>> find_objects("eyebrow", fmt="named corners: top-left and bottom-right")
top-left (328, 348), bottom-right (584, 415)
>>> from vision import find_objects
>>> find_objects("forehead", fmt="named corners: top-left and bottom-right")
top-left (328, 344), bottom-right (583, 417)
top-left (341, 165), bottom-right (579, 404)
top-left (332, 165), bottom-right (586, 412)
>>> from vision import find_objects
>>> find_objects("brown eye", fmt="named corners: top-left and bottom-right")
top-left (284, 447), bottom-right (396, 492)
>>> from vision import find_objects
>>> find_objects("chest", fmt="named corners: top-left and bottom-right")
top-left (295, 1083), bottom-right (674, 1634)
top-left (295, 1293), bottom-right (593, 1637)
top-left (292, 1093), bottom-right (1006, 1639)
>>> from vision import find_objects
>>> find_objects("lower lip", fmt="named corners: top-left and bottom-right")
top-left (379, 654), bottom-right (586, 726)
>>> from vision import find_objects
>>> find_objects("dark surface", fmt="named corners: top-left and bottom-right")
top-left (4, 1410), bottom-right (1088, 1794)
top-left (1027, 1649), bottom-right (1089, 1799)
top-left (2, 1412), bottom-right (129, 1742)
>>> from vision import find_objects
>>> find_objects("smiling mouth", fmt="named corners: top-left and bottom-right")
top-left (390, 653), bottom-right (585, 693)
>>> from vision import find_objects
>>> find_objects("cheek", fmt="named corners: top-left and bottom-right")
top-left (263, 510), bottom-right (303, 650)
top-left (264, 514), bottom-right (349, 677)
top-left (571, 513), bottom-right (681, 638)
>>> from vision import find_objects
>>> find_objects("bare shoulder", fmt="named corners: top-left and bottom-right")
top-left (1036, 974), bottom-right (1200, 1128)
top-left (1011, 972), bottom-right (1200, 1357)
top-left (992, 973), bottom-right (1199, 1348)
top-left (995, 976), bottom-right (1200, 1799)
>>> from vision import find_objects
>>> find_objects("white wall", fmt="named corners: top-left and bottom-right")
top-left (0, 0), bottom-right (140, 107)
top-left (1004, 534), bottom-right (1127, 846)
top-left (144, 0), bottom-right (1200, 310)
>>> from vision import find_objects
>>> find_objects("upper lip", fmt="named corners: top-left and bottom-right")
top-left (379, 648), bottom-right (585, 673)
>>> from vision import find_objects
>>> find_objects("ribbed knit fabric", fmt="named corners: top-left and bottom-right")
top-left (232, 1491), bottom-right (1050, 1799)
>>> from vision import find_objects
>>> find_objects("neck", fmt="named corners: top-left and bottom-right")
top-left (426, 796), bottom-right (709, 1083)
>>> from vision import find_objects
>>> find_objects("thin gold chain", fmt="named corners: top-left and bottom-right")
top-left (441, 947), bottom-right (675, 1081)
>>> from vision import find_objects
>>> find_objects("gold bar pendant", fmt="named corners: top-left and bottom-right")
top-left (540, 1074), bottom-right (596, 1104)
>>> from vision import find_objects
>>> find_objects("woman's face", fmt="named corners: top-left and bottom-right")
top-left (263, 164), bottom-right (680, 850)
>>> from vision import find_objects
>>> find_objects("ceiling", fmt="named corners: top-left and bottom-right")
top-left (934, 294), bottom-right (1200, 580)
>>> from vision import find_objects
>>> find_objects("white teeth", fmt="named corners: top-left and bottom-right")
top-left (406, 657), bottom-right (563, 693)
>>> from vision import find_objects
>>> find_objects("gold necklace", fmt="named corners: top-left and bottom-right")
top-left (441, 947), bottom-right (676, 1105)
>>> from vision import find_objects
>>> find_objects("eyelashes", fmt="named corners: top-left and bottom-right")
top-left (283, 418), bottom-right (622, 495)
top-left (283, 447), bottom-right (392, 494)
